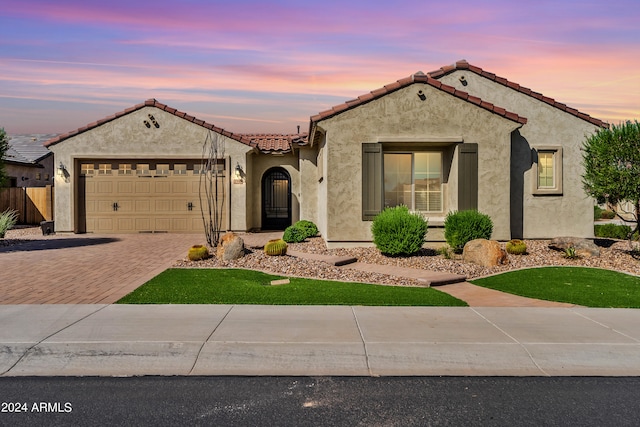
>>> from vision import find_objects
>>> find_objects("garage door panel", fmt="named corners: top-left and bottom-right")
top-left (96, 181), bottom-right (113, 194)
top-left (154, 181), bottom-right (171, 193)
top-left (83, 159), bottom-right (218, 233)
top-left (118, 181), bottom-right (134, 193)
top-left (117, 218), bottom-right (135, 231)
top-left (135, 181), bottom-right (151, 194)
top-left (155, 200), bottom-right (171, 211)
top-left (97, 200), bottom-right (115, 213)
top-left (135, 218), bottom-right (151, 231)
top-left (155, 218), bottom-right (171, 231)
top-left (171, 218), bottom-right (188, 231)
top-left (135, 200), bottom-right (151, 212)
top-left (95, 218), bottom-right (114, 232)
top-left (172, 181), bottom-right (188, 193)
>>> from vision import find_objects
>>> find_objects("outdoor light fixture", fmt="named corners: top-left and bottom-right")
top-left (417, 90), bottom-right (426, 101)
top-left (234, 163), bottom-right (243, 180)
top-left (459, 75), bottom-right (468, 86)
top-left (57, 162), bottom-right (67, 177)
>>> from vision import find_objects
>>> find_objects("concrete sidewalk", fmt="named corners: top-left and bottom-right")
top-left (2, 305), bottom-right (640, 377)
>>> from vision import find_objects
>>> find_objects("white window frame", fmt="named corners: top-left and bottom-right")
top-left (383, 151), bottom-right (443, 213)
top-left (532, 146), bottom-right (563, 195)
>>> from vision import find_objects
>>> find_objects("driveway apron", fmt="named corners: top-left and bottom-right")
top-left (0, 233), bottom-right (201, 304)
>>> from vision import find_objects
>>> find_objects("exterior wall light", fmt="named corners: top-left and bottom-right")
top-left (57, 162), bottom-right (67, 177)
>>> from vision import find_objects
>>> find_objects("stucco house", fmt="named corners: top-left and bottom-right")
top-left (3, 134), bottom-right (55, 188)
top-left (45, 60), bottom-right (607, 247)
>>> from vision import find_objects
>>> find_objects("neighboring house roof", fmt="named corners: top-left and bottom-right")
top-left (310, 71), bottom-right (528, 127)
top-left (43, 99), bottom-right (257, 149)
top-left (242, 133), bottom-right (309, 154)
top-left (3, 134), bottom-right (54, 166)
top-left (428, 60), bottom-right (608, 128)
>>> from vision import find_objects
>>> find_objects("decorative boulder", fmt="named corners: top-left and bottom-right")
top-left (549, 237), bottom-right (600, 257)
top-left (462, 239), bottom-right (508, 267)
top-left (216, 232), bottom-right (245, 261)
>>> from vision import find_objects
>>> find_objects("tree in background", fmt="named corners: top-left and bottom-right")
top-left (582, 120), bottom-right (640, 239)
top-left (199, 131), bottom-right (226, 247)
top-left (0, 128), bottom-right (8, 187)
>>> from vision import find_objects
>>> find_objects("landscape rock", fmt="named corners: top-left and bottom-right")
top-left (216, 232), bottom-right (245, 261)
top-left (462, 239), bottom-right (508, 267)
top-left (548, 237), bottom-right (600, 257)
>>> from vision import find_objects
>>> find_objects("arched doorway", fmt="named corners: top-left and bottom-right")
top-left (262, 167), bottom-right (291, 230)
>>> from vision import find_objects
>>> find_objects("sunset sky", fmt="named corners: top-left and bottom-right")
top-left (1, 0), bottom-right (638, 135)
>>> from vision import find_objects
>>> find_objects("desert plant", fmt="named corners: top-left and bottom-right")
top-left (283, 225), bottom-right (306, 243)
top-left (444, 210), bottom-right (493, 253)
top-left (371, 206), bottom-right (428, 256)
top-left (264, 238), bottom-right (288, 256)
top-left (187, 244), bottom-right (210, 261)
top-left (594, 223), bottom-right (632, 240)
top-left (437, 246), bottom-right (452, 259)
top-left (0, 209), bottom-right (19, 238)
top-left (294, 220), bottom-right (318, 238)
top-left (505, 239), bottom-right (527, 255)
top-left (563, 246), bottom-right (579, 259)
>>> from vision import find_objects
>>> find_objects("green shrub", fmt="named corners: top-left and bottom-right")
top-left (371, 206), bottom-right (428, 256)
top-left (506, 239), bottom-right (527, 255)
top-left (294, 220), bottom-right (318, 238)
top-left (283, 225), bottom-right (306, 243)
top-left (264, 238), bottom-right (288, 256)
top-left (600, 210), bottom-right (616, 220)
top-left (594, 223), bottom-right (632, 240)
top-left (0, 209), bottom-right (19, 238)
top-left (594, 205), bottom-right (603, 220)
top-left (444, 210), bottom-right (493, 253)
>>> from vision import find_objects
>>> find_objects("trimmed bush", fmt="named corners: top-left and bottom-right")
top-left (444, 210), bottom-right (493, 253)
top-left (294, 220), bottom-right (319, 238)
top-left (371, 206), bottom-right (428, 256)
top-left (594, 205), bottom-right (603, 220)
top-left (595, 223), bottom-right (632, 240)
top-left (283, 225), bottom-right (306, 243)
top-left (0, 209), bottom-right (19, 238)
top-left (506, 239), bottom-right (527, 255)
top-left (264, 238), bottom-right (288, 256)
top-left (601, 210), bottom-right (616, 220)
top-left (187, 244), bottom-right (209, 261)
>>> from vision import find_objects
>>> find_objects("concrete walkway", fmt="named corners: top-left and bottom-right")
top-left (2, 305), bottom-right (640, 377)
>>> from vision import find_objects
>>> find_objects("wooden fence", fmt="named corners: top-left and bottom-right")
top-left (0, 186), bottom-right (53, 224)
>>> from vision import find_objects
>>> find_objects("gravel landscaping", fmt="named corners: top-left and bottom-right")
top-left (176, 235), bottom-right (640, 286)
top-left (4, 226), bottom-right (638, 287)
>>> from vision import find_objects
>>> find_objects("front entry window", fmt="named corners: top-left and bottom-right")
top-left (384, 152), bottom-right (442, 212)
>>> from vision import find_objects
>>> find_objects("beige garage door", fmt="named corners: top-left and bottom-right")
top-left (79, 160), bottom-right (226, 233)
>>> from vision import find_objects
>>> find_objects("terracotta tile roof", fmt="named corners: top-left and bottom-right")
top-left (310, 72), bottom-right (527, 126)
top-left (242, 133), bottom-right (309, 154)
top-left (428, 60), bottom-right (608, 128)
top-left (43, 99), bottom-right (256, 148)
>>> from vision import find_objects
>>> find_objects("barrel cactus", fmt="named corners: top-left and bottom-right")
top-left (505, 239), bottom-right (527, 255)
top-left (264, 239), bottom-right (288, 256)
top-left (188, 244), bottom-right (210, 261)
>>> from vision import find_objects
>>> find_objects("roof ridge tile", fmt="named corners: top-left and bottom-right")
top-left (428, 60), bottom-right (607, 128)
top-left (44, 99), bottom-right (255, 148)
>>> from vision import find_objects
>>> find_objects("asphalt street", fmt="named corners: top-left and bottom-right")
top-left (1, 376), bottom-right (640, 426)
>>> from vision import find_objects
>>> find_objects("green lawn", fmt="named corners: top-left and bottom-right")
top-left (470, 267), bottom-right (640, 308)
top-left (117, 268), bottom-right (467, 306)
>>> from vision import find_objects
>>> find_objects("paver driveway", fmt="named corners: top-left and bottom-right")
top-left (0, 233), bottom-right (202, 304)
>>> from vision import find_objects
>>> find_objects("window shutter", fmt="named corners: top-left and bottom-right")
top-left (458, 143), bottom-right (478, 211)
top-left (362, 143), bottom-right (383, 220)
